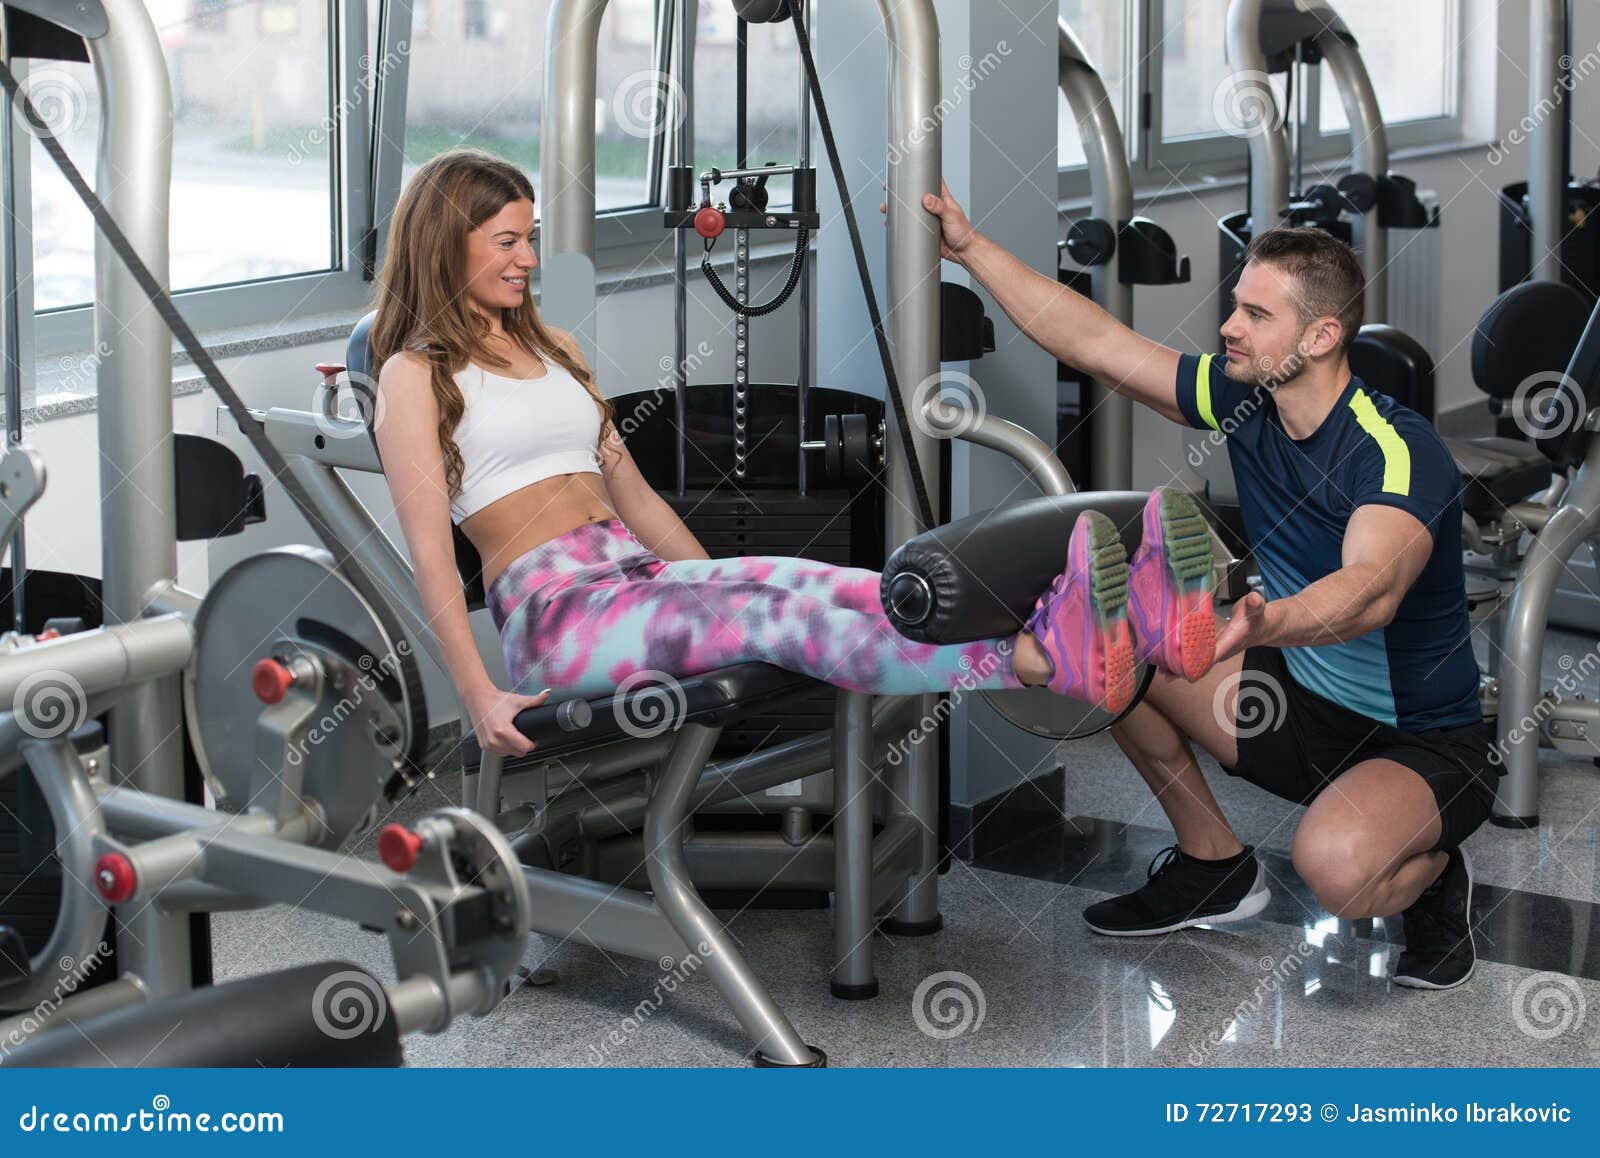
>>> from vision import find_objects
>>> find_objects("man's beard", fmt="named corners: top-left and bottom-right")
top-left (1223, 346), bottom-right (1305, 390)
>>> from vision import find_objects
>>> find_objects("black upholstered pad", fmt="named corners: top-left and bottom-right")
top-left (1446, 435), bottom-right (1553, 514)
top-left (5, 961), bottom-right (403, 1068)
top-left (513, 663), bottom-right (823, 760)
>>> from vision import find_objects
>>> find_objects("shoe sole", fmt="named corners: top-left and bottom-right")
top-left (1081, 511), bottom-right (1135, 715)
top-left (1391, 847), bottom-right (1476, 990)
top-left (1084, 861), bottom-right (1271, 937)
top-left (1156, 490), bottom-right (1217, 682)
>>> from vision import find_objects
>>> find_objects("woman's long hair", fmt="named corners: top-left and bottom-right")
top-left (370, 148), bottom-right (614, 501)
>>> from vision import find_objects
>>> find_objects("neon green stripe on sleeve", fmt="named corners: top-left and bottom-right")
top-left (1195, 353), bottom-right (1220, 430)
top-left (1347, 388), bottom-right (1411, 494)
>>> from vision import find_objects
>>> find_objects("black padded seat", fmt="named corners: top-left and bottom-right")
top-left (511, 662), bottom-right (824, 760)
top-left (1446, 434), bottom-right (1553, 515)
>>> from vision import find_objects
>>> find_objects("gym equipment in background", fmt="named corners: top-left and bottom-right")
top-left (1497, 1), bottom-right (1600, 302)
top-left (1216, 0), bottom-right (1438, 340)
top-left (1055, 16), bottom-right (1191, 494)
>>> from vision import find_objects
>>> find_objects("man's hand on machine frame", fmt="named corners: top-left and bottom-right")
top-left (877, 180), bottom-right (980, 263)
top-left (1213, 590), bottom-right (1269, 664)
top-left (463, 684), bottom-right (553, 758)
top-left (921, 181), bottom-right (980, 263)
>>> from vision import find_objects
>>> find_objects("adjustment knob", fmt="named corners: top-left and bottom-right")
top-left (251, 658), bottom-right (294, 704)
top-left (378, 824), bottom-right (424, 873)
top-left (95, 852), bottom-right (137, 903)
top-left (694, 205), bottom-right (726, 239)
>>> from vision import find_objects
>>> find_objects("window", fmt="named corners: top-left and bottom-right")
top-left (1319, 0), bottom-right (1457, 131)
top-left (32, 0), bottom-right (337, 312)
top-left (401, 0), bottom-right (657, 212)
top-left (1056, 0), bottom-right (1130, 169)
top-left (1159, 0), bottom-right (1229, 142)
top-left (1066, 1), bottom-right (1464, 189)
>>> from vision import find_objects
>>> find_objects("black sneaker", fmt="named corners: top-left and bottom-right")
top-left (1391, 846), bottom-right (1475, 990)
top-left (1083, 845), bottom-right (1271, 936)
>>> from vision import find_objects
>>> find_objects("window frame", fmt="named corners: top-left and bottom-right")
top-left (1064, 0), bottom-right (1465, 195)
top-left (33, 0), bottom-right (674, 361)
top-left (1055, 0), bottom-right (1142, 200)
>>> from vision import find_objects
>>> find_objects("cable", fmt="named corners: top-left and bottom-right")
top-left (702, 226), bottom-right (809, 317)
top-left (787, 0), bottom-right (937, 532)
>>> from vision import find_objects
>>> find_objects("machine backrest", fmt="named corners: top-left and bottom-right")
top-left (347, 311), bottom-right (488, 608)
top-left (1350, 324), bottom-right (1435, 419)
top-left (1470, 280), bottom-right (1590, 401)
top-left (1470, 280), bottom-right (1596, 468)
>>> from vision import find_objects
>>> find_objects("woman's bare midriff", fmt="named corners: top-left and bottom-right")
top-left (461, 471), bottom-right (620, 592)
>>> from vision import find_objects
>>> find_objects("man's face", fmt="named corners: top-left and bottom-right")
top-left (1219, 260), bottom-right (1318, 387)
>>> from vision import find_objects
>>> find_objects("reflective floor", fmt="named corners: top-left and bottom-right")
top-left (213, 686), bottom-right (1600, 1066)
top-left (206, 623), bottom-right (1600, 1066)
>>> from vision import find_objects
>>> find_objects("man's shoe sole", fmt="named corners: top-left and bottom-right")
top-left (1083, 862), bottom-right (1271, 938)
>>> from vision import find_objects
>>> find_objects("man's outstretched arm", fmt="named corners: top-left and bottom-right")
top-left (923, 183), bottom-right (1185, 424)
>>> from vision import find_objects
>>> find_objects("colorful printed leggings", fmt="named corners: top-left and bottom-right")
top-left (486, 519), bottom-right (1024, 699)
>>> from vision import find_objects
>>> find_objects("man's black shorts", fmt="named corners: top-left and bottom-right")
top-left (1224, 646), bottom-right (1499, 850)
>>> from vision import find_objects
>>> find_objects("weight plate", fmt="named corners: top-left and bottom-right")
top-left (184, 546), bottom-right (417, 845)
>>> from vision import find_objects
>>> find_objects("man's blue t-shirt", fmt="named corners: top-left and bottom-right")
top-left (1176, 352), bottom-right (1479, 732)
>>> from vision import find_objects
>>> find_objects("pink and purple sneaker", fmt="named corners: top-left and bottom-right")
top-left (1128, 488), bottom-right (1216, 682)
top-left (1025, 510), bottom-right (1135, 713)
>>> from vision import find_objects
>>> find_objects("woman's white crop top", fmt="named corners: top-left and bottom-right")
top-left (448, 358), bottom-right (603, 524)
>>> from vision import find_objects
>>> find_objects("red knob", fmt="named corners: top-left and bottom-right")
top-left (95, 853), bottom-right (137, 903)
top-left (252, 658), bottom-right (294, 704)
top-left (694, 205), bottom-right (726, 239)
top-left (378, 824), bottom-right (424, 873)
top-left (36, 628), bottom-right (59, 641)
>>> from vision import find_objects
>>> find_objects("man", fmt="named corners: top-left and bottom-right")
top-left (921, 184), bottom-right (1491, 990)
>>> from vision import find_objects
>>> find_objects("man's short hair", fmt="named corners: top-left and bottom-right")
top-left (1242, 227), bottom-right (1366, 353)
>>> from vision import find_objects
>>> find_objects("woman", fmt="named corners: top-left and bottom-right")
top-left (372, 150), bottom-right (1214, 757)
